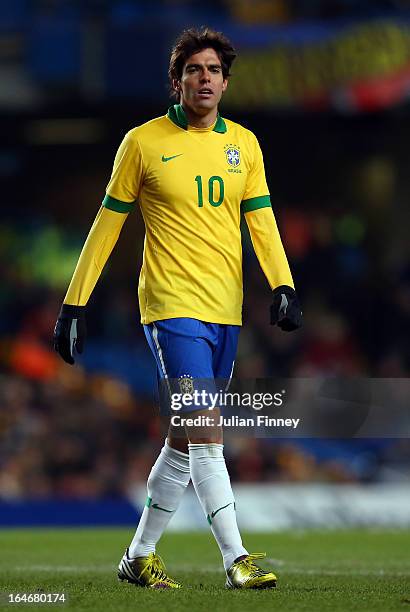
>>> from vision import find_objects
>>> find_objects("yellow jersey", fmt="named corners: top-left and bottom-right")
top-left (104, 104), bottom-right (272, 325)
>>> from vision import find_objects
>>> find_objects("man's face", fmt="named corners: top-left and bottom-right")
top-left (174, 47), bottom-right (228, 114)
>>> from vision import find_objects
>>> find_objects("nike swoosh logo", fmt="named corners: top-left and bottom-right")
top-left (152, 503), bottom-right (173, 513)
top-left (161, 154), bottom-right (183, 162)
top-left (211, 502), bottom-right (233, 518)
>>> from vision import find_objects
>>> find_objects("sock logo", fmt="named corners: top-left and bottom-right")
top-left (146, 496), bottom-right (174, 513)
top-left (207, 502), bottom-right (233, 524)
top-left (152, 503), bottom-right (173, 513)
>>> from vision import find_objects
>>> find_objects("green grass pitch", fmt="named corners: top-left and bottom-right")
top-left (0, 529), bottom-right (409, 611)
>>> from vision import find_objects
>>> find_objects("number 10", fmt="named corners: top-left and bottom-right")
top-left (195, 175), bottom-right (224, 207)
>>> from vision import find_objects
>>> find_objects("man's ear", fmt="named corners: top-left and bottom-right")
top-left (222, 78), bottom-right (228, 93)
top-left (172, 78), bottom-right (181, 93)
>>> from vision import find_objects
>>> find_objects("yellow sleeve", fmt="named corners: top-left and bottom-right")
top-left (245, 206), bottom-right (294, 291)
top-left (64, 206), bottom-right (128, 306)
top-left (241, 132), bottom-right (271, 214)
top-left (104, 130), bottom-right (144, 206)
top-left (64, 131), bottom-right (144, 306)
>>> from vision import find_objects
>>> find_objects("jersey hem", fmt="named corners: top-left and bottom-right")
top-left (141, 311), bottom-right (242, 326)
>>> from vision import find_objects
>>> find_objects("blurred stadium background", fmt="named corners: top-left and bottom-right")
top-left (0, 0), bottom-right (409, 530)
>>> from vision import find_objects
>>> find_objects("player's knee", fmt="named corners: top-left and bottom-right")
top-left (167, 435), bottom-right (189, 454)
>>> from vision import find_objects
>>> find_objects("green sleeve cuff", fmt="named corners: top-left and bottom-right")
top-left (241, 195), bottom-right (271, 214)
top-left (102, 194), bottom-right (135, 213)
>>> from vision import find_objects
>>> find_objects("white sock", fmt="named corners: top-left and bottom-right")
top-left (189, 443), bottom-right (248, 570)
top-left (128, 439), bottom-right (190, 558)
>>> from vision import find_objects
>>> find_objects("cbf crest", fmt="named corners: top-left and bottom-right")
top-left (178, 374), bottom-right (194, 395)
top-left (224, 144), bottom-right (241, 168)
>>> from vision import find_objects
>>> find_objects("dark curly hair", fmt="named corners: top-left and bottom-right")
top-left (168, 27), bottom-right (237, 100)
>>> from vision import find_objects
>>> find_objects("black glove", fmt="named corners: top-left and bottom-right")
top-left (270, 285), bottom-right (302, 332)
top-left (53, 304), bottom-right (87, 365)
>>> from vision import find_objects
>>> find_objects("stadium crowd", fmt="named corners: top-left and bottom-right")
top-left (1, 368), bottom-right (409, 500)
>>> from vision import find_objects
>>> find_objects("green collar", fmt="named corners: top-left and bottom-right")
top-left (167, 104), bottom-right (227, 133)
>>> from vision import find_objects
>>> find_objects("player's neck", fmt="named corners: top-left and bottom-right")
top-left (181, 103), bottom-right (218, 129)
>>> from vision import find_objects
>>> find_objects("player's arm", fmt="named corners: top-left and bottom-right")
top-left (245, 206), bottom-right (301, 331)
top-left (53, 131), bottom-right (143, 364)
top-left (64, 204), bottom-right (130, 307)
top-left (242, 133), bottom-right (302, 331)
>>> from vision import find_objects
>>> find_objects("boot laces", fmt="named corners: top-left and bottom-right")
top-left (238, 553), bottom-right (268, 578)
top-left (139, 554), bottom-right (169, 583)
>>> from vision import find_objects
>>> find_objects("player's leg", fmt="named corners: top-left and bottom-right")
top-left (118, 325), bottom-right (192, 589)
top-left (118, 420), bottom-right (189, 587)
top-left (166, 429), bottom-right (189, 453)
top-left (187, 324), bottom-right (277, 589)
top-left (127, 318), bottom-right (217, 559)
top-left (126, 428), bottom-right (190, 558)
top-left (186, 406), bottom-right (248, 566)
top-left (184, 323), bottom-right (247, 570)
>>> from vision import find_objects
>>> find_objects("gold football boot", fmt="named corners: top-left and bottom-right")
top-left (118, 549), bottom-right (182, 589)
top-left (225, 553), bottom-right (277, 589)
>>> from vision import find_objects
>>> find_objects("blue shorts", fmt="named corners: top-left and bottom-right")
top-left (143, 317), bottom-right (240, 415)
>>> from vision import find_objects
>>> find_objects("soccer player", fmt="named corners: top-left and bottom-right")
top-left (53, 27), bottom-right (302, 589)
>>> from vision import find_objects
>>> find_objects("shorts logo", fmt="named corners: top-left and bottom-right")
top-left (224, 144), bottom-right (241, 168)
top-left (178, 374), bottom-right (194, 395)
